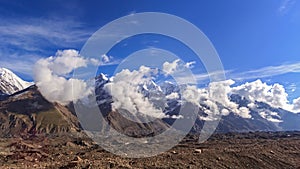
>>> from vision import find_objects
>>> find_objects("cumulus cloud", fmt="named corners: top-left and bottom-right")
top-left (232, 80), bottom-right (286, 107)
top-left (166, 92), bottom-right (180, 100)
top-left (47, 50), bottom-right (88, 75)
top-left (105, 61), bottom-right (300, 121)
top-left (162, 59), bottom-right (180, 76)
top-left (186, 78), bottom-right (299, 120)
top-left (259, 111), bottom-right (283, 123)
top-left (181, 79), bottom-right (251, 120)
top-left (101, 54), bottom-right (113, 63)
top-left (104, 65), bottom-right (168, 119)
top-left (34, 49), bottom-right (92, 105)
top-left (208, 80), bottom-right (251, 118)
top-left (292, 97), bottom-right (300, 112)
top-left (33, 53), bottom-right (300, 123)
top-left (184, 61), bottom-right (196, 69)
top-left (181, 85), bottom-right (203, 107)
top-left (231, 79), bottom-right (300, 113)
top-left (247, 102), bottom-right (256, 109)
top-left (238, 107), bottom-right (251, 119)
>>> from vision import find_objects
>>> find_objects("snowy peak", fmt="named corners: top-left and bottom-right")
top-left (95, 73), bottom-right (110, 88)
top-left (0, 68), bottom-right (34, 95)
top-left (98, 73), bottom-right (108, 81)
top-left (160, 81), bottom-right (180, 96)
top-left (141, 80), bottom-right (162, 92)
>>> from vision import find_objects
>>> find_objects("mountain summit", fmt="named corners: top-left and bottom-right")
top-left (0, 68), bottom-right (33, 95)
top-left (94, 75), bottom-right (300, 133)
top-left (0, 68), bottom-right (299, 137)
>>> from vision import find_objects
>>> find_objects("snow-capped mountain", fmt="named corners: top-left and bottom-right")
top-left (0, 68), bottom-right (34, 95)
top-left (160, 81), bottom-right (180, 96)
top-left (95, 73), bottom-right (112, 111)
top-left (94, 74), bottom-right (300, 132)
top-left (0, 70), bottom-right (299, 137)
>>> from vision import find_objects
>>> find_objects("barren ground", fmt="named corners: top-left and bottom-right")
top-left (0, 131), bottom-right (299, 169)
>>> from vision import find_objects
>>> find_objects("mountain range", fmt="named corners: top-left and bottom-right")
top-left (0, 68), bottom-right (299, 137)
top-left (95, 73), bottom-right (300, 133)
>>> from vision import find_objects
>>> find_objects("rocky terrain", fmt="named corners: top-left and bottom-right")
top-left (0, 131), bottom-right (299, 168)
top-left (0, 86), bottom-right (80, 137)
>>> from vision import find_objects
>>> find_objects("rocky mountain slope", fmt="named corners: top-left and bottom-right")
top-left (0, 85), bottom-right (80, 137)
top-left (95, 73), bottom-right (300, 133)
top-left (0, 68), bottom-right (299, 137)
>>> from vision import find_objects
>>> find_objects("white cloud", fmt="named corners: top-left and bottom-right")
top-left (0, 51), bottom-right (43, 77)
top-left (208, 80), bottom-right (251, 118)
top-left (230, 62), bottom-right (300, 80)
top-left (292, 97), bottom-right (300, 112)
top-left (0, 17), bottom-right (93, 78)
top-left (238, 107), bottom-right (251, 119)
top-left (104, 65), bottom-right (168, 119)
top-left (182, 85), bottom-right (203, 107)
top-left (32, 52), bottom-right (300, 121)
top-left (101, 54), bottom-right (113, 63)
top-left (175, 70), bottom-right (231, 84)
top-left (188, 62), bottom-right (300, 83)
top-left (166, 92), bottom-right (180, 100)
top-left (47, 50), bottom-right (88, 75)
top-left (180, 77), bottom-right (300, 119)
top-left (202, 100), bottom-right (220, 121)
top-left (0, 18), bottom-right (92, 51)
top-left (259, 111), bottom-right (283, 123)
top-left (89, 58), bottom-right (101, 66)
top-left (221, 109), bottom-right (230, 116)
top-left (247, 102), bottom-right (256, 109)
top-left (89, 55), bottom-right (121, 67)
top-left (184, 61), bottom-right (196, 69)
top-left (181, 79), bottom-right (251, 120)
top-left (232, 80), bottom-right (288, 108)
top-left (231, 79), bottom-right (300, 113)
top-left (162, 59), bottom-right (180, 76)
top-left (34, 49), bottom-right (92, 105)
top-left (0, 60), bottom-right (35, 77)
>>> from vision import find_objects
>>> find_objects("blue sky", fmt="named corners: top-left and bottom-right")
top-left (0, 0), bottom-right (300, 99)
